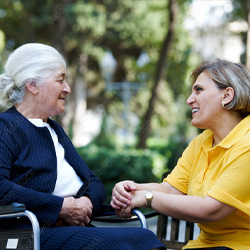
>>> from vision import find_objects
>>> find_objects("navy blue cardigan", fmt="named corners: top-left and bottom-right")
top-left (0, 107), bottom-right (106, 225)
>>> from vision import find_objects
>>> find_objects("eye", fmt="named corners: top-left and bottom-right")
top-left (193, 86), bottom-right (203, 94)
top-left (57, 79), bottom-right (64, 84)
top-left (196, 87), bottom-right (202, 92)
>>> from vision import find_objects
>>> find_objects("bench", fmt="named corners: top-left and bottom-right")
top-left (157, 214), bottom-right (200, 249)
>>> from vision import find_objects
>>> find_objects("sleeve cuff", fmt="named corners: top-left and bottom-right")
top-left (208, 186), bottom-right (250, 216)
top-left (164, 175), bottom-right (188, 194)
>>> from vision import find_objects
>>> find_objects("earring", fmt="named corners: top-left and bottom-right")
top-left (221, 101), bottom-right (226, 108)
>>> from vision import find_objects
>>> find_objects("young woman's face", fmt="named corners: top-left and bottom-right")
top-left (186, 72), bottom-right (225, 130)
top-left (38, 66), bottom-right (71, 120)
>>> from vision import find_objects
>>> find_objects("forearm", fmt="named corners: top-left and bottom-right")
top-left (85, 181), bottom-right (106, 213)
top-left (0, 179), bottom-right (63, 224)
top-left (135, 191), bottom-right (235, 223)
top-left (134, 182), bottom-right (164, 191)
top-left (135, 181), bottom-right (183, 195)
top-left (152, 192), bottom-right (211, 222)
top-left (111, 180), bottom-right (183, 210)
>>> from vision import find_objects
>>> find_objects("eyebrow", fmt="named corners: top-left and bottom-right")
top-left (192, 84), bottom-right (202, 91)
top-left (55, 72), bottom-right (66, 79)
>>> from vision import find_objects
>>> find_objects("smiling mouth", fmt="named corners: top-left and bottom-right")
top-left (192, 108), bottom-right (199, 114)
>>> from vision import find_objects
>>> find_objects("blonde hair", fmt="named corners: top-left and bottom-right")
top-left (191, 58), bottom-right (250, 117)
top-left (0, 43), bottom-right (66, 109)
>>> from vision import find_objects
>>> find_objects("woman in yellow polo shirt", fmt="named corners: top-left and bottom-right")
top-left (111, 58), bottom-right (250, 250)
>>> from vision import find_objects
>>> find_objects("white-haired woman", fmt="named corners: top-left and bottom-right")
top-left (0, 43), bottom-right (165, 250)
top-left (111, 59), bottom-right (250, 250)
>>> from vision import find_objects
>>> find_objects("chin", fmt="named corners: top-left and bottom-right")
top-left (191, 120), bottom-right (205, 129)
top-left (53, 108), bottom-right (65, 117)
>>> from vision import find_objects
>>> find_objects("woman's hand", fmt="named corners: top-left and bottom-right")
top-left (114, 190), bottom-right (147, 219)
top-left (110, 180), bottom-right (137, 210)
top-left (57, 196), bottom-right (93, 226)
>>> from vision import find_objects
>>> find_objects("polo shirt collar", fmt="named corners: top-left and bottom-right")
top-left (201, 115), bottom-right (250, 150)
top-left (219, 115), bottom-right (250, 148)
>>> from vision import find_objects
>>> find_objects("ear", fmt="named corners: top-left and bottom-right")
top-left (26, 80), bottom-right (39, 95)
top-left (222, 87), bottom-right (234, 105)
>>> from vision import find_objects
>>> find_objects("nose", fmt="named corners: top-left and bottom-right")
top-left (63, 81), bottom-right (71, 94)
top-left (186, 93), bottom-right (195, 105)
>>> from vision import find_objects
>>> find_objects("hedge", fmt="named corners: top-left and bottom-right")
top-left (76, 145), bottom-right (167, 202)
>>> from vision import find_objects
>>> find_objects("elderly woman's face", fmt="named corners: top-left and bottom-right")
top-left (186, 72), bottom-right (225, 130)
top-left (37, 65), bottom-right (71, 119)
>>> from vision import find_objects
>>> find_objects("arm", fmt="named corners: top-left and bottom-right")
top-left (0, 179), bottom-right (64, 225)
top-left (53, 120), bottom-right (107, 213)
top-left (84, 170), bottom-right (106, 214)
top-left (111, 180), bottom-right (183, 209)
top-left (0, 116), bottom-right (64, 225)
top-left (111, 137), bottom-right (196, 210)
top-left (116, 190), bottom-right (236, 223)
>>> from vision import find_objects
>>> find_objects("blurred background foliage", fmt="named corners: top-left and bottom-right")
top-left (0, 0), bottom-right (249, 199)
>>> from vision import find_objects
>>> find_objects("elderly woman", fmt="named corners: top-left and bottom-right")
top-left (111, 59), bottom-right (250, 250)
top-left (0, 43), bottom-right (165, 250)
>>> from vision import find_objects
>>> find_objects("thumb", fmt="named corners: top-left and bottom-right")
top-left (125, 181), bottom-right (137, 191)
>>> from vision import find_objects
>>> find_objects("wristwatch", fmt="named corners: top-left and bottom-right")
top-left (145, 190), bottom-right (153, 208)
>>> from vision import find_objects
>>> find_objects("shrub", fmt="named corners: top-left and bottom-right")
top-left (76, 145), bottom-right (167, 202)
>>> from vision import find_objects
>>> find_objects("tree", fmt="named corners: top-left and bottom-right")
top-left (230, 0), bottom-right (250, 69)
top-left (0, 0), bottom-right (192, 147)
top-left (137, 0), bottom-right (178, 149)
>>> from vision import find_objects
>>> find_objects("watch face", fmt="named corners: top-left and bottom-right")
top-left (146, 191), bottom-right (153, 199)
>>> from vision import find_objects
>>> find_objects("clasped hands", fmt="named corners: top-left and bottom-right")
top-left (57, 196), bottom-right (93, 227)
top-left (57, 181), bottom-right (146, 226)
top-left (110, 180), bottom-right (146, 219)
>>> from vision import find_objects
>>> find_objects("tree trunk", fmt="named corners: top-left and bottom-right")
top-left (246, 1), bottom-right (250, 70)
top-left (137, 0), bottom-right (178, 149)
top-left (50, 0), bottom-right (68, 126)
top-left (72, 73), bottom-right (87, 147)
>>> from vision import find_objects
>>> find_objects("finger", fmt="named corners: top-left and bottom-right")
top-left (113, 189), bottom-right (132, 205)
top-left (122, 213), bottom-right (131, 219)
top-left (118, 208), bottom-right (131, 219)
top-left (124, 181), bottom-right (137, 192)
top-left (115, 209), bottom-right (123, 218)
top-left (83, 217), bottom-right (90, 225)
top-left (110, 200), bottom-right (122, 210)
top-left (113, 184), bottom-right (133, 201)
top-left (124, 206), bottom-right (132, 215)
top-left (70, 219), bottom-right (81, 226)
top-left (111, 195), bottom-right (128, 208)
top-left (87, 207), bottom-right (92, 218)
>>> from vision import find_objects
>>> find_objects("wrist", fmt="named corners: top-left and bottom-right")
top-left (145, 190), bottom-right (153, 208)
top-left (59, 197), bottom-right (74, 218)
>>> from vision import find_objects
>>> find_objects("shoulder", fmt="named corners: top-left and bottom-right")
top-left (0, 107), bottom-right (16, 121)
top-left (0, 107), bottom-right (20, 129)
top-left (0, 107), bottom-right (33, 141)
top-left (0, 106), bottom-right (26, 122)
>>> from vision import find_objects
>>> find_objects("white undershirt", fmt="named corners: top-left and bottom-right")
top-left (28, 119), bottom-right (83, 197)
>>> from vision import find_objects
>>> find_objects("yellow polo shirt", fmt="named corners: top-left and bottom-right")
top-left (164, 115), bottom-right (250, 250)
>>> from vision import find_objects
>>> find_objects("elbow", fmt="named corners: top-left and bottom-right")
top-left (195, 206), bottom-right (235, 224)
top-left (201, 214), bottom-right (222, 223)
top-left (205, 210), bottom-right (229, 223)
top-left (195, 196), bottom-right (236, 223)
top-left (192, 212), bottom-right (224, 223)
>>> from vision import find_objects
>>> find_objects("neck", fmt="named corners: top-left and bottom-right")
top-left (212, 112), bottom-right (243, 147)
top-left (15, 100), bottom-right (48, 122)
